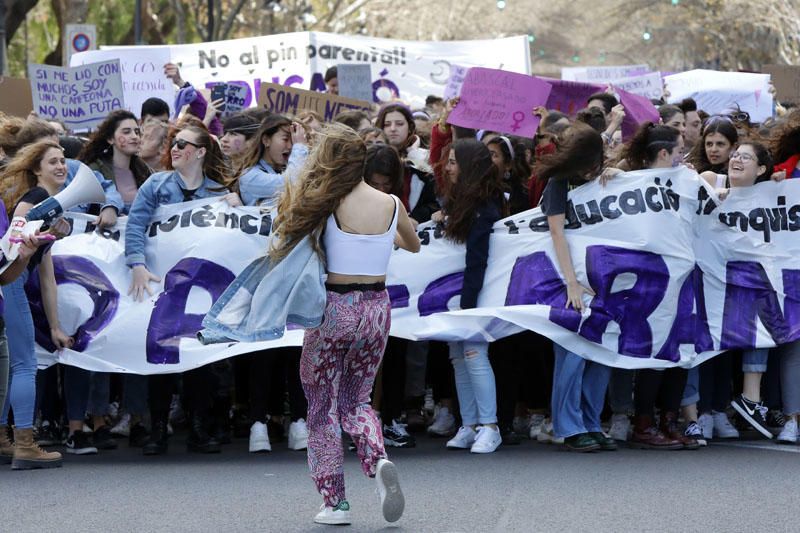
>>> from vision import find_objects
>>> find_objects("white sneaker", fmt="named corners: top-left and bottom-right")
top-left (249, 421), bottom-right (271, 453)
top-left (528, 414), bottom-right (546, 439)
top-left (288, 419), bottom-right (309, 451)
top-left (536, 419), bottom-right (564, 444)
top-left (608, 413), bottom-right (631, 441)
top-left (427, 406), bottom-right (456, 437)
top-left (376, 459), bottom-right (404, 523)
top-left (470, 425), bottom-right (502, 454)
top-left (698, 413), bottom-right (714, 440)
top-left (314, 501), bottom-right (351, 525)
top-left (446, 426), bottom-right (477, 449)
top-left (712, 411), bottom-right (739, 439)
top-left (777, 418), bottom-right (798, 444)
top-left (110, 413), bottom-right (131, 437)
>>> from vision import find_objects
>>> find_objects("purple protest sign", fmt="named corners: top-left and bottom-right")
top-left (447, 67), bottom-right (552, 138)
top-left (617, 88), bottom-right (660, 139)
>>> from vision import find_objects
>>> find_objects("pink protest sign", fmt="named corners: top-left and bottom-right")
top-left (447, 67), bottom-right (552, 138)
top-left (617, 89), bottom-right (660, 139)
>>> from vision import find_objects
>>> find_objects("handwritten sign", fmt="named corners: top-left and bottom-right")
top-left (71, 48), bottom-right (174, 117)
top-left (763, 65), bottom-right (800, 105)
top-left (0, 77), bottom-right (34, 118)
top-left (28, 60), bottom-right (124, 130)
top-left (446, 68), bottom-right (552, 137)
top-left (443, 65), bottom-right (469, 100)
top-left (257, 81), bottom-right (371, 122)
top-left (336, 64), bottom-right (373, 102)
top-left (543, 77), bottom-right (604, 116)
top-left (665, 69), bottom-right (774, 122)
top-left (613, 71), bottom-right (664, 100)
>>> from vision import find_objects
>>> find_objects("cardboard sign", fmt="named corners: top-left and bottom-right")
top-left (613, 71), bottom-right (664, 100)
top-left (446, 67), bottom-right (552, 137)
top-left (257, 81), bottom-right (370, 121)
top-left (443, 65), bottom-right (469, 100)
top-left (562, 64), bottom-right (650, 83)
top-left (0, 77), bottom-right (34, 118)
top-left (28, 59), bottom-right (124, 130)
top-left (665, 69), bottom-right (773, 122)
top-left (763, 65), bottom-right (800, 104)
top-left (71, 48), bottom-right (174, 117)
top-left (336, 64), bottom-right (373, 102)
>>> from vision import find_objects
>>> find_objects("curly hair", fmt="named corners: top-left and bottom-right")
top-left (444, 139), bottom-right (508, 244)
top-left (769, 118), bottom-right (800, 164)
top-left (534, 123), bottom-right (605, 184)
top-left (0, 140), bottom-right (63, 217)
top-left (78, 109), bottom-right (151, 187)
top-left (269, 123), bottom-right (368, 263)
top-left (687, 117), bottom-right (738, 173)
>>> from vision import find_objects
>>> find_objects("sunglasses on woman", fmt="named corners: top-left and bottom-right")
top-left (171, 138), bottom-right (201, 150)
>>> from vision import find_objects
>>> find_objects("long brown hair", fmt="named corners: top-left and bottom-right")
top-left (78, 109), bottom-right (151, 187)
top-left (232, 114), bottom-right (292, 185)
top-left (269, 123), bottom-right (367, 263)
top-left (769, 118), bottom-right (800, 164)
top-left (165, 124), bottom-right (230, 186)
top-left (534, 123), bottom-right (604, 184)
top-left (0, 141), bottom-right (63, 217)
top-left (0, 118), bottom-right (57, 159)
top-left (444, 139), bottom-right (507, 244)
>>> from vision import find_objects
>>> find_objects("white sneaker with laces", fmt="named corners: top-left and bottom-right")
top-left (470, 425), bottom-right (502, 454)
top-left (375, 459), bottom-right (404, 522)
top-left (249, 421), bottom-right (271, 453)
top-left (288, 419), bottom-right (309, 451)
top-left (446, 426), bottom-right (477, 449)
top-left (528, 414), bottom-right (546, 439)
top-left (684, 421), bottom-right (707, 447)
top-left (777, 418), bottom-right (798, 444)
top-left (428, 406), bottom-right (456, 437)
top-left (314, 501), bottom-right (351, 525)
top-left (110, 413), bottom-right (131, 437)
top-left (698, 413), bottom-right (714, 440)
top-left (712, 411), bottom-right (739, 439)
top-left (536, 419), bottom-right (564, 444)
top-left (608, 413), bottom-right (631, 441)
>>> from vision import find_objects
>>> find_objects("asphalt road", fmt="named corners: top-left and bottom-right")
top-left (4, 432), bottom-right (799, 532)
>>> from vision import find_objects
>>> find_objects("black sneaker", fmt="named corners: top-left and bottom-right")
top-left (500, 428), bottom-right (521, 446)
top-left (731, 394), bottom-right (773, 439)
top-left (383, 421), bottom-right (416, 448)
top-left (129, 423), bottom-right (150, 448)
top-left (65, 431), bottom-right (98, 455)
top-left (92, 425), bottom-right (118, 450)
top-left (767, 410), bottom-right (787, 429)
top-left (36, 421), bottom-right (61, 446)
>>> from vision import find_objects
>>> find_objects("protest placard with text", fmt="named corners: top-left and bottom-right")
top-left (257, 81), bottom-right (371, 121)
top-left (665, 69), bottom-right (773, 122)
top-left (613, 71), bottom-right (664, 100)
top-left (0, 77), bottom-right (34, 117)
top-left (337, 64), bottom-right (373, 102)
top-left (28, 59), bottom-right (124, 130)
top-left (562, 64), bottom-right (650, 83)
top-left (443, 65), bottom-right (468, 100)
top-left (447, 68), bottom-right (552, 137)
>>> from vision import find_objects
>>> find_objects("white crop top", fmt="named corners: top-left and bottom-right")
top-left (323, 195), bottom-right (399, 276)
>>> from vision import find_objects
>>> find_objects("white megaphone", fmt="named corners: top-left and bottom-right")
top-left (25, 162), bottom-right (106, 223)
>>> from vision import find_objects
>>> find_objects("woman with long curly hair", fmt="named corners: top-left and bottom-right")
top-left (270, 123), bottom-right (419, 526)
top-left (436, 139), bottom-right (507, 455)
top-left (0, 140), bottom-right (74, 467)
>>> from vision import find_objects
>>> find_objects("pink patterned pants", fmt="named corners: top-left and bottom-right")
top-left (300, 289), bottom-right (390, 507)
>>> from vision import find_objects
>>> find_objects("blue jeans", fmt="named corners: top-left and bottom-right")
top-left (681, 366), bottom-right (700, 407)
top-left (0, 321), bottom-right (8, 417)
top-left (551, 344), bottom-right (611, 438)
top-left (64, 368), bottom-right (112, 421)
top-left (449, 341), bottom-right (496, 426)
top-left (742, 349), bottom-right (769, 373)
top-left (123, 374), bottom-right (148, 416)
top-left (1, 272), bottom-right (37, 429)
top-left (779, 340), bottom-right (800, 415)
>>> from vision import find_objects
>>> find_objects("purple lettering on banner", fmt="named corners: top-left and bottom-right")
top-left (25, 256), bottom-right (119, 352)
top-left (505, 251), bottom-right (581, 332)
top-left (387, 284), bottom-right (410, 309)
top-left (146, 258), bottom-right (234, 364)
top-left (418, 272), bottom-right (464, 317)
top-left (782, 269), bottom-right (800, 342)
top-left (579, 245), bottom-right (670, 357)
top-left (655, 265), bottom-right (713, 361)
top-left (720, 261), bottom-right (789, 349)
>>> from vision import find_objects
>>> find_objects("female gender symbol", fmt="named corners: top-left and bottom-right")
top-left (510, 111), bottom-right (526, 132)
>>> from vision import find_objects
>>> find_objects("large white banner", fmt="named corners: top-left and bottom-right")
top-left (76, 32), bottom-right (530, 109)
top-left (33, 169), bottom-right (800, 373)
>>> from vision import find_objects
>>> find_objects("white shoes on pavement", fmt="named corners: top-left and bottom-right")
top-left (314, 501), bottom-right (351, 525)
top-left (428, 406), bottom-right (457, 437)
top-left (446, 426), bottom-right (477, 449)
top-left (778, 418), bottom-right (798, 444)
top-left (608, 413), bottom-right (631, 441)
top-left (249, 421), bottom-right (271, 453)
top-left (288, 419), bottom-right (309, 451)
top-left (376, 458), bottom-right (405, 522)
top-left (470, 425), bottom-right (501, 454)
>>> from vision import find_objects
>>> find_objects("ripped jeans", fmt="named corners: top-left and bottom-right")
top-left (449, 341), bottom-right (497, 426)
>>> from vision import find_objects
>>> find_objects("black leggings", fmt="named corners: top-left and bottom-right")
top-left (698, 352), bottom-right (733, 413)
top-left (380, 337), bottom-right (407, 423)
top-left (248, 347), bottom-right (307, 423)
top-left (634, 367), bottom-right (688, 417)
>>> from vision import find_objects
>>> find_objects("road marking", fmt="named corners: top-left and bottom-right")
top-left (714, 441), bottom-right (800, 454)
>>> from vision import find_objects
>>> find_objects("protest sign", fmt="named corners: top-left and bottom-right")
top-left (0, 77), bottom-right (34, 117)
top-left (36, 169), bottom-right (800, 374)
top-left (28, 60), bottom-right (124, 130)
top-left (617, 88), bottom-right (660, 139)
top-left (71, 47), bottom-right (174, 117)
top-left (447, 68), bottom-right (552, 137)
top-left (613, 71), bottom-right (664, 100)
top-left (336, 63), bottom-right (373, 102)
top-left (763, 65), bottom-right (800, 105)
top-left (562, 64), bottom-right (650, 83)
top-left (443, 65), bottom-right (469, 100)
top-left (257, 81), bottom-right (370, 121)
top-left (103, 32), bottom-right (530, 109)
top-left (543, 78), bottom-right (604, 116)
top-left (665, 69), bottom-right (773, 122)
